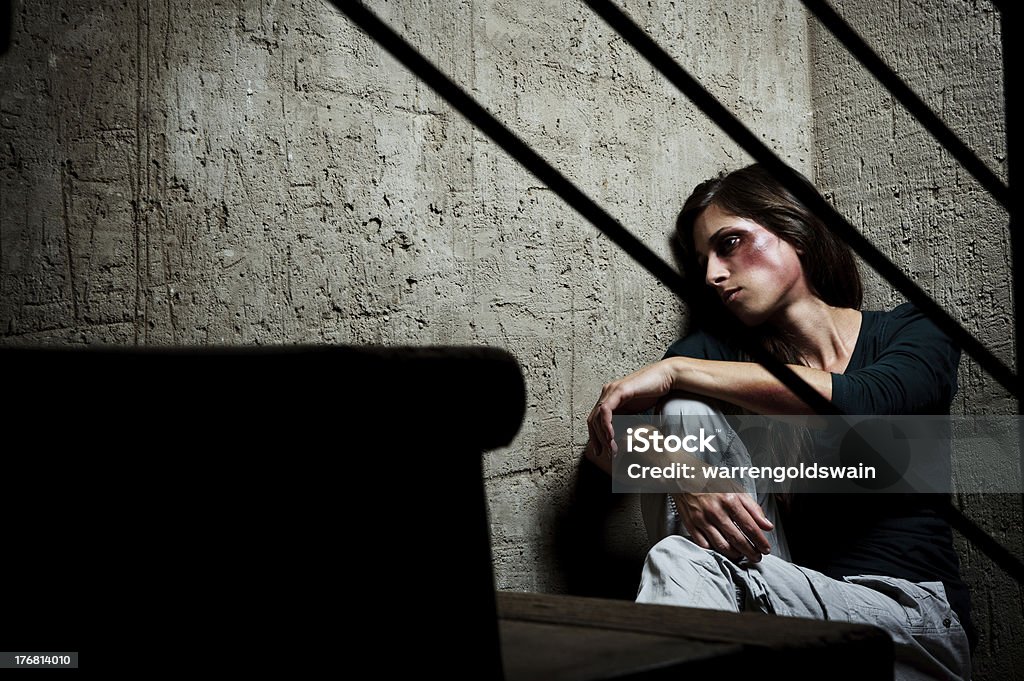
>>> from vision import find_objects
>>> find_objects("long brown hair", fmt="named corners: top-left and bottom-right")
top-left (672, 163), bottom-right (862, 365)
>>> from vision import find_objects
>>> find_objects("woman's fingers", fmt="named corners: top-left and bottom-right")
top-left (586, 394), bottom-right (603, 446)
top-left (688, 527), bottom-right (711, 550)
top-left (586, 404), bottom-right (599, 449)
top-left (583, 437), bottom-right (612, 475)
top-left (678, 492), bottom-right (771, 563)
top-left (698, 523), bottom-right (728, 553)
top-left (587, 387), bottom-right (621, 454)
top-left (678, 494), bottom-right (740, 560)
top-left (737, 492), bottom-right (775, 531)
top-left (599, 399), bottom-right (617, 453)
top-left (700, 524), bottom-right (743, 562)
top-left (707, 504), bottom-right (762, 563)
top-left (731, 495), bottom-right (773, 554)
top-left (587, 403), bottom-right (609, 454)
top-left (714, 495), bottom-right (769, 562)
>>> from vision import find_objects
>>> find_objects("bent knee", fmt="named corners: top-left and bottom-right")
top-left (646, 535), bottom-right (718, 570)
top-left (658, 392), bottom-right (729, 417)
top-left (639, 536), bottom-right (740, 610)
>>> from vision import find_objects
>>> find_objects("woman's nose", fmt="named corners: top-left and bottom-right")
top-left (705, 255), bottom-right (728, 286)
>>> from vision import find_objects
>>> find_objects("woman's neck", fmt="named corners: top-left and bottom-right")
top-left (770, 299), bottom-right (863, 373)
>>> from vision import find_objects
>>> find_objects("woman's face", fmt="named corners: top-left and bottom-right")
top-left (692, 204), bottom-right (810, 326)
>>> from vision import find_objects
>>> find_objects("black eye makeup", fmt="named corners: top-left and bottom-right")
top-left (715, 234), bottom-right (741, 256)
top-left (696, 231), bottom-right (743, 267)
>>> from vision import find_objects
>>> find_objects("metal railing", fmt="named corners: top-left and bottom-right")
top-left (331, 0), bottom-right (1023, 584)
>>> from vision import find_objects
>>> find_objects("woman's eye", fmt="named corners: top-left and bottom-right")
top-left (717, 235), bottom-right (741, 255)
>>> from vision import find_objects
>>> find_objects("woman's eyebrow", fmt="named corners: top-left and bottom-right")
top-left (707, 227), bottom-right (729, 244)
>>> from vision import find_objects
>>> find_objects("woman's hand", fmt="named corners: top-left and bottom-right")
top-left (671, 492), bottom-right (774, 563)
top-left (583, 438), bottom-right (613, 475)
top-left (587, 359), bottom-right (680, 458)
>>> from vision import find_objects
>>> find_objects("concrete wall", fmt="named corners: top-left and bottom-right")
top-left (809, 1), bottom-right (1021, 678)
top-left (6, 0), bottom-right (1018, 677)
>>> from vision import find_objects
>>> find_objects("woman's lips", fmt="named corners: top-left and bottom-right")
top-left (724, 288), bottom-right (741, 304)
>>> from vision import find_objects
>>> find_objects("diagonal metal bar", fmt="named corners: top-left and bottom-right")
top-left (800, 0), bottom-right (1009, 210)
top-left (583, 0), bottom-right (1019, 400)
top-left (329, 0), bottom-right (839, 417)
top-left (940, 495), bottom-right (1024, 584)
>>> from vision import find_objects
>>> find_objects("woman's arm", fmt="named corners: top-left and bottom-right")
top-left (584, 358), bottom-right (805, 563)
top-left (673, 356), bottom-right (833, 415)
top-left (589, 356), bottom-right (832, 455)
top-left (582, 415), bottom-right (776, 563)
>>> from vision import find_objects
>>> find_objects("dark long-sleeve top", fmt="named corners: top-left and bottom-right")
top-left (661, 301), bottom-right (973, 645)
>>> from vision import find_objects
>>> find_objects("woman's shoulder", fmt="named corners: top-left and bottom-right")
top-left (874, 301), bottom-right (954, 346)
top-left (885, 300), bottom-right (923, 320)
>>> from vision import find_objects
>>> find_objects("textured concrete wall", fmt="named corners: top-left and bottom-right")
top-left (0, 0), bottom-right (813, 594)
top-left (809, 1), bottom-right (1021, 678)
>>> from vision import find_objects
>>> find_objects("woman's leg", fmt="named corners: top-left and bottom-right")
top-left (636, 535), bottom-right (971, 681)
top-left (639, 391), bottom-right (790, 561)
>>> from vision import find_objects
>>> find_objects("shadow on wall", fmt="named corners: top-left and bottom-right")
top-left (554, 456), bottom-right (646, 601)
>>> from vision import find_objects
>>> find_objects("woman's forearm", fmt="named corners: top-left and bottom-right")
top-left (669, 356), bottom-right (833, 415)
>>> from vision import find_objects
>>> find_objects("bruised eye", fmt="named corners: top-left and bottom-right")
top-left (716, 235), bottom-right (741, 256)
top-left (697, 235), bottom-right (741, 268)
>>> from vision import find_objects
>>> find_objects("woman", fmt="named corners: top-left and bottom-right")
top-left (584, 164), bottom-right (973, 681)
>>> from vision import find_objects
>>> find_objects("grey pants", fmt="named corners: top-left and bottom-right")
top-left (637, 393), bottom-right (972, 681)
